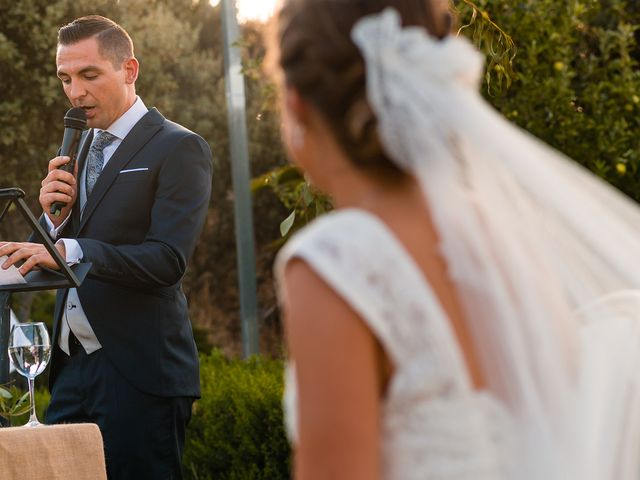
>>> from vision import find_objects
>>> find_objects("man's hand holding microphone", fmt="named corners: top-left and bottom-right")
top-left (41, 155), bottom-right (78, 227)
top-left (0, 108), bottom-right (86, 274)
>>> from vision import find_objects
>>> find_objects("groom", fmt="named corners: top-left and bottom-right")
top-left (0, 15), bottom-right (212, 479)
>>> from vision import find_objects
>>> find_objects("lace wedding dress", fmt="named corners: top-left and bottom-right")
top-left (277, 209), bottom-right (514, 479)
top-left (277, 7), bottom-right (640, 479)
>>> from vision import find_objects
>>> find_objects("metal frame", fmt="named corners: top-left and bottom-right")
top-left (0, 188), bottom-right (90, 426)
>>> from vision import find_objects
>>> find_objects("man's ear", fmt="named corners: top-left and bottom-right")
top-left (123, 57), bottom-right (139, 85)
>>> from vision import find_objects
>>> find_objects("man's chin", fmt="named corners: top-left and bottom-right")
top-left (86, 118), bottom-right (104, 130)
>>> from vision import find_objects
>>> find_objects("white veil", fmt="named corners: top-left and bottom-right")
top-left (353, 9), bottom-right (640, 479)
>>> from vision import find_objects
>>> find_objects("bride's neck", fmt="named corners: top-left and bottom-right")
top-left (328, 167), bottom-right (417, 213)
top-left (301, 128), bottom-right (416, 211)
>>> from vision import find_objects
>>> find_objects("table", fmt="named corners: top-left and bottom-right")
top-left (0, 423), bottom-right (107, 479)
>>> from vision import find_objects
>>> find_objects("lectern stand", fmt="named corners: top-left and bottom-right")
top-left (0, 188), bottom-right (90, 426)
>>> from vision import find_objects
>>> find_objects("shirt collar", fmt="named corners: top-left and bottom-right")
top-left (95, 96), bottom-right (148, 140)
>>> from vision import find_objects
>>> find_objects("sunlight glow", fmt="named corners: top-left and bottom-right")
top-left (210, 0), bottom-right (279, 22)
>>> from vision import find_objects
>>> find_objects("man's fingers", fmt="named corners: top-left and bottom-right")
top-left (18, 255), bottom-right (41, 276)
top-left (0, 243), bottom-right (53, 275)
top-left (42, 178), bottom-right (75, 196)
top-left (39, 185), bottom-right (76, 211)
top-left (42, 168), bottom-right (76, 188)
top-left (42, 191), bottom-right (74, 207)
top-left (0, 242), bottom-right (19, 260)
top-left (48, 156), bottom-right (71, 172)
top-left (40, 170), bottom-right (78, 218)
top-left (1, 246), bottom-right (28, 269)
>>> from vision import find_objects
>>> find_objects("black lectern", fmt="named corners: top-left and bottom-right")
top-left (0, 188), bottom-right (90, 426)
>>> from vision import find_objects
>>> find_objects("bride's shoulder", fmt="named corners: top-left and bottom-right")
top-left (276, 208), bottom-right (395, 266)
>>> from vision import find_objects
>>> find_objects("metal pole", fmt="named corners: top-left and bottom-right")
top-left (221, 0), bottom-right (260, 357)
top-left (0, 292), bottom-right (10, 427)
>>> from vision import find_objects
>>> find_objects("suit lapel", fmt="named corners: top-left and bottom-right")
top-left (78, 108), bottom-right (164, 233)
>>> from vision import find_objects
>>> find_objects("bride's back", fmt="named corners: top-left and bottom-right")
top-left (371, 178), bottom-right (487, 391)
top-left (276, 204), bottom-right (513, 480)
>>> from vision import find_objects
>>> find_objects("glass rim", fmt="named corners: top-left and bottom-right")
top-left (11, 322), bottom-right (48, 327)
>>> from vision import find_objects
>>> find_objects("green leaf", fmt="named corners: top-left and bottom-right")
top-left (0, 387), bottom-right (12, 399)
top-left (302, 185), bottom-right (314, 206)
top-left (10, 404), bottom-right (31, 417)
top-left (280, 211), bottom-right (296, 237)
top-left (15, 391), bottom-right (29, 409)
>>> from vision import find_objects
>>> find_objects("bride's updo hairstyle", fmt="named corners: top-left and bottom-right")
top-left (273, 0), bottom-right (452, 177)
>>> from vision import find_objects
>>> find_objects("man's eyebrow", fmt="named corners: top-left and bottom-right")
top-left (57, 66), bottom-right (102, 78)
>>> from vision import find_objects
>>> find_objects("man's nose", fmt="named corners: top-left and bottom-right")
top-left (67, 80), bottom-right (87, 101)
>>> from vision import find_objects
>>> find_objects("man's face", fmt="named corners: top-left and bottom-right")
top-left (56, 36), bottom-right (136, 129)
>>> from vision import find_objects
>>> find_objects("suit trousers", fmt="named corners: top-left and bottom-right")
top-left (45, 341), bottom-right (194, 480)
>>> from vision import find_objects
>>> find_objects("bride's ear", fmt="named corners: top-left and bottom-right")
top-left (281, 87), bottom-right (310, 159)
top-left (284, 87), bottom-right (308, 125)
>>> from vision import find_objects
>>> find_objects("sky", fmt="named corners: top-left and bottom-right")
top-left (210, 0), bottom-right (279, 22)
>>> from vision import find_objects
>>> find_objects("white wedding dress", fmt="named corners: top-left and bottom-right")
top-left (277, 209), bottom-right (514, 479)
top-left (277, 7), bottom-right (640, 480)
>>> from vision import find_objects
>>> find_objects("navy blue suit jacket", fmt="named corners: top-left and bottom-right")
top-left (44, 108), bottom-right (212, 398)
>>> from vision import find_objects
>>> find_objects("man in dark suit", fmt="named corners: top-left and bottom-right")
top-left (0, 15), bottom-right (212, 479)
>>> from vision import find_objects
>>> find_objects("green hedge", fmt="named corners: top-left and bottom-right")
top-left (255, 1), bottom-right (640, 240)
top-left (476, 0), bottom-right (640, 200)
top-left (184, 351), bottom-right (290, 480)
top-left (5, 352), bottom-right (290, 478)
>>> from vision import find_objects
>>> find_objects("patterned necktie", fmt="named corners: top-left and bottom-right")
top-left (85, 130), bottom-right (117, 197)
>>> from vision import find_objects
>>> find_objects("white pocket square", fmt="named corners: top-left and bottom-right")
top-left (119, 168), bottom-right (149, 174)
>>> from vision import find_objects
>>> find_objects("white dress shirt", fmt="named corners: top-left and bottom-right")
top-left (46, 96), bottom-right (148, 354)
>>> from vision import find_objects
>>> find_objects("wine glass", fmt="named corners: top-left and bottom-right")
top-left (7, 322), bottom-right (51, 427)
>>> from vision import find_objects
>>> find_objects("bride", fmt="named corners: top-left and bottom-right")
top-left (271, 0), bottom-right (640, 478)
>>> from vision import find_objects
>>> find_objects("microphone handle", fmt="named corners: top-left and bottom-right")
top-left (50, 173), bottom-right (71, 217)
top-left (50, 130), bottom-right (83, 217)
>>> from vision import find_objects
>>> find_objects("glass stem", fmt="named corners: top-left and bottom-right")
top-left (28, 377), bottom-right (38, 424)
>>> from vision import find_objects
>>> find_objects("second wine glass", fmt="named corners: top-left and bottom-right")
top-left (8, 322), bottom-right (51, 427)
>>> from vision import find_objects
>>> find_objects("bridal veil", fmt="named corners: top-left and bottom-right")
top-left (353, 8), bottom-right (640, 479)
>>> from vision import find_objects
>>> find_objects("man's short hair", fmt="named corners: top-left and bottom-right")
top-left (57, 15), bottom-right (134, 68)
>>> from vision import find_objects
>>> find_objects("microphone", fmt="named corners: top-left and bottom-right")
top-left (50, 107), bottom-right (87, 217)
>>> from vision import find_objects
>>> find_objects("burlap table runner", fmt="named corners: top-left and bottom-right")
top-left (0, 423), bottom-right (107, 479)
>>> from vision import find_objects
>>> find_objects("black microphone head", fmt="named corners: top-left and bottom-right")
top-left (64, 107), bottom-right (87, 130)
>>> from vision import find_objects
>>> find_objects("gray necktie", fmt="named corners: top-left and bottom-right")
top-left (85, 130), bottom-right (117, 197)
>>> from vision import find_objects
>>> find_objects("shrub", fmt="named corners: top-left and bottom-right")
top-left (5, 387), bottom-right (50, 427)
top-left (257, 1), bottom-right (640, 240)
top-left (477, 0), bottom-right (640, 200)
top-left (183, 351), bottom-right (290, 480)
top-left (4, 354), bottom-right (291, 477)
